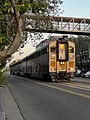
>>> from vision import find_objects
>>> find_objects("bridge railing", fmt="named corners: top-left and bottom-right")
top-left (23, 14), bottom-right (90, 35)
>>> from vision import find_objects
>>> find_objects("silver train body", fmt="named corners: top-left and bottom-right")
top-left (10, 37), bottom-right (76, 82)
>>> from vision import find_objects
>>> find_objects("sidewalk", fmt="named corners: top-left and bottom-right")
top-left (0, 87), bottom-right (23, 120)
top-left (0, 88), bottom-right (6, 120)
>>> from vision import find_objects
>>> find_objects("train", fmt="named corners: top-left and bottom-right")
top-left (10, 36), bottom-right (76, 82)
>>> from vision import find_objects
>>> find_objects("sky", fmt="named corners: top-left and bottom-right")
top-left (62, 0), bottom-right (90, 18)
top-left (8, 0), bottom-right (90, 64)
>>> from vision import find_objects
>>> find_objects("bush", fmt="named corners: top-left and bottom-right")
top-left (0, 69), bottom-right (7, 87)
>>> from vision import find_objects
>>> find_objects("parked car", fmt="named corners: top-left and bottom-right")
top-left (84, 71), bottom-right (90, 78)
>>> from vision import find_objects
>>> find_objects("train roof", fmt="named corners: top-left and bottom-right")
top-left (10, 42), bottom-right (49, 67)
top-left (10, 36), bottom-right (68, 67)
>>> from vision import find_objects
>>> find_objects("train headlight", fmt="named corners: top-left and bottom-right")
top-left (60, 62), bottom-right (64, 64)
top-left (51, 54), bottom-right (55, 57)
top-left (51, 68), bottom-right (56, 71)
top-left (70, 68), bottom-right (73, 71)
top-left (51, 68), bottom-right (54, 71)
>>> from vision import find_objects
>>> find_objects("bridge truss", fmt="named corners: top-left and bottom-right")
top-left (23, 14), bottom-right (90, 35)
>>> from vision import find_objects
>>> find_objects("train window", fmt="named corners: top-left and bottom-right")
top-left (59, 43), bottom-right (65, 50)
top-left (58, 42), bottom-right (68, 61)
top-left (51, 47), bottom-right (56, 53)
top-left (36, 67), bottom-right (38, 72)
top-left (28, 66), bottom-right (29, 71)
top-left (37, 51), bottom-right (40, 57)
top-left (47, 48), bottom-right (49, 52)
top-left (69, 46), bottom-right (74, 53)
top-left (23, 67), bottom-right (25, 72)
top-left (41, 48), bottom-right (47, 55)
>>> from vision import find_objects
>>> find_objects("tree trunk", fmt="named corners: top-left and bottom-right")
top-left (0, 17), bottom-right (23, 64)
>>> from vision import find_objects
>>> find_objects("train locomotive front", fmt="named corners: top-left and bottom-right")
top-left (49, 38), bottom-right (75, 82)
top-left (10, 36), bottom-right (75, 82)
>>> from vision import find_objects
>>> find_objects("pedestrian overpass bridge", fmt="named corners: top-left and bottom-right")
top-left (24, 14), bottom-right (90, 35)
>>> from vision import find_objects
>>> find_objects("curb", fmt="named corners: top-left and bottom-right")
top-left (2, 87), bottom-right (23, 120)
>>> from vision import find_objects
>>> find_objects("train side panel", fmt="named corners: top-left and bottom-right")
top-left (19, 60), bottom-right (26, 76)
top-left (26, 47), bottom-right (49, 79)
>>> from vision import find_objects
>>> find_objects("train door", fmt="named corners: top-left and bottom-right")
top-left (49, 40), bottom-right (68, 81)
top-left (57, 40), bottom-right (68, 74)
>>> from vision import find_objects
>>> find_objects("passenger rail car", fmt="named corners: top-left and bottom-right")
top-left (10, 37), bottom-right (76, 82)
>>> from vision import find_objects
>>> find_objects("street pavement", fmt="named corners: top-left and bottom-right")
top-left (0, 76), bottom-right (90, 120)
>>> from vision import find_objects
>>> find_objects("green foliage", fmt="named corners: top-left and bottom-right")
top-left (0, 60), bottom-right (7, 86)
top-left (0, 0), bottom-right (63, 83)
top-left (0, 0), bottom-right (62, 49)
top-left (15, 1), bottom-right (31, 13)
top-left (0, 69), bottom-right (7, 87)
top-left (0, 1), bottom-right (10, 47)
top-left (31, 1), bottom-right (47, 13)
top-left (0, 0), bottom-right (49, 48)
top-left (0, 0), bottom-right (31, 50)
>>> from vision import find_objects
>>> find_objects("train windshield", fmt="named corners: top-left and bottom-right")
top-left (58, 43), bottom-right (66, 60)
top-left (59, 43), bottom-right (65, 50)
top-left (57, 41), bottom-right (68, 61)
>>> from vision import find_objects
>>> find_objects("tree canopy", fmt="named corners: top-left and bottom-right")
top-left (0, 0), bottom-right (63, 68)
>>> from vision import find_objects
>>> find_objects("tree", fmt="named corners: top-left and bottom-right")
top-left (0, 0), bottom-right (63, 85)
top-left (69, 35), bottom-right (90, 71)
top-left (0, 0), bottom-right (63, 68)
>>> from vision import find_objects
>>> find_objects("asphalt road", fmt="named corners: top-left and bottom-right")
top-left (7, 75), bottom-right (90, 120)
